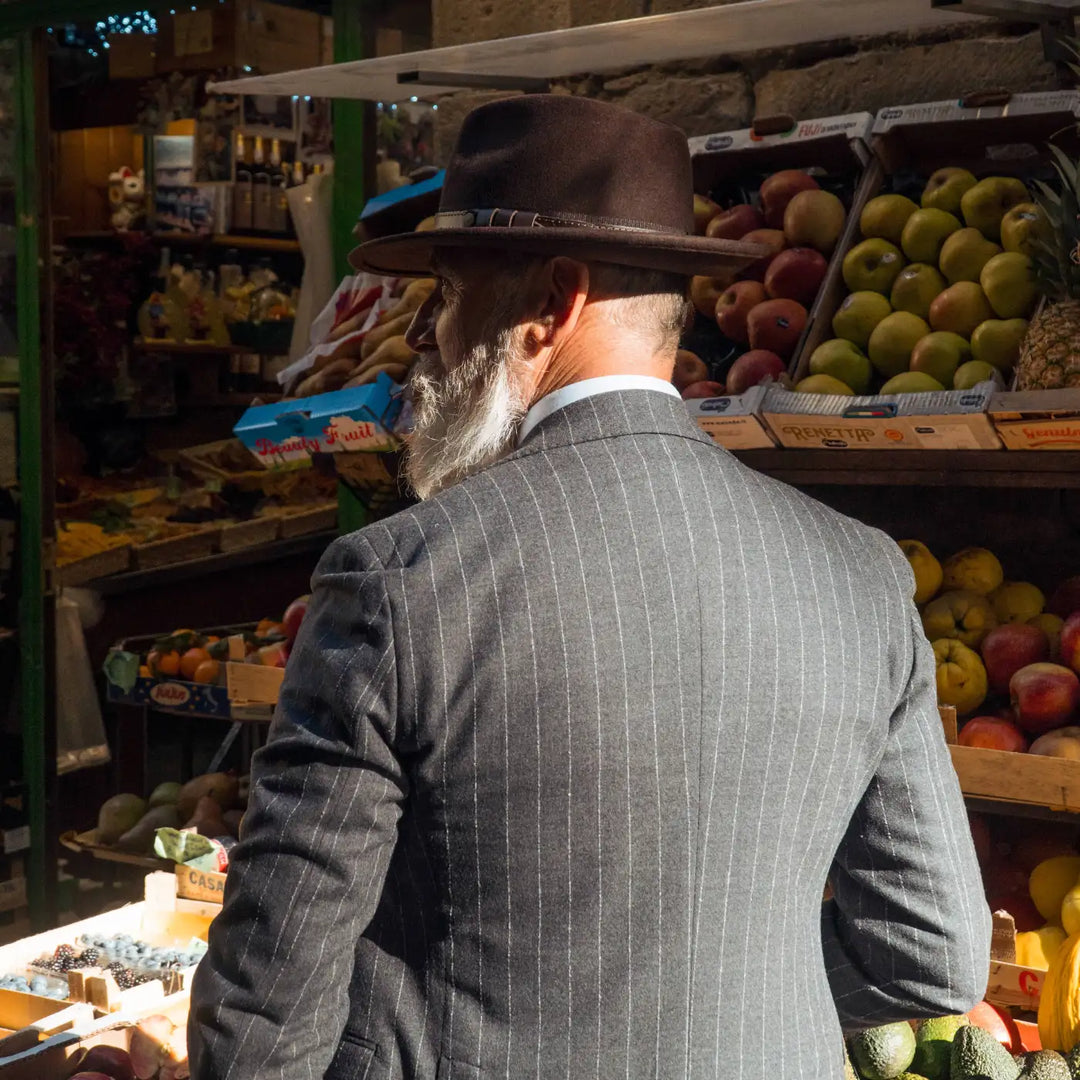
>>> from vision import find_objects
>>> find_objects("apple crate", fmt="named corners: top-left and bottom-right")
top-left (783, 90), bottom-right (1080, 451)
top-left (683, 112), bottom-right (874, 446)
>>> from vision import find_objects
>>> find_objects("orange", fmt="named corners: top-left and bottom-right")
top-left (255, 618), bottom-right (276, 637)
top-left (193, 658), bottom-right (220, 684)
top-left (179, 647), bottom-right (211, 680)
top-left (138, 665), bottom-right (152, 679)
top-left (171, 628), bottom-right (196, 637)
top-left (263, 621), bottom-right (285, 638)
top-left (204, 635), bottom-right (220, 644)
top-left (154, 650), bottom-right (181, 677)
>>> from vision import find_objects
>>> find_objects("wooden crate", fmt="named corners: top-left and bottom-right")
top-left (948, 746), bottom-right (1080, 813)
top-left (56, 546), bottom-right (131, 587)
top-left (174, 864), bottom-right (226, 906)
top-left (132, 526), bottom-right (219, 571)
top-left (218, 516), bottom-right (280, 553)
top-left (277, 503), bottom-right (337, 539)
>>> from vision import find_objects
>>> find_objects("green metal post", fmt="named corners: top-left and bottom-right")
top-left (333, 0), bottom-right (373, 533)
top-left (14, 28), bottom-right (55, 923)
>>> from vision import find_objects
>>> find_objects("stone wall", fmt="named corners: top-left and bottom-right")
top-left (431, 0), bottom-right (1063, 163)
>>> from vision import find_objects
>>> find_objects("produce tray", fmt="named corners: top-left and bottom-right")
top-left (56, 545), bottom-right (131, 587)
top-left (277, 503), bottom-right (337, 539)
top-left (218, 516), bottom-right (281, 552)
top-left (948, 744), bottom-right (1080, 813)
top-left (131, 526), bottom-right (220, 571)
top-left (59, 831), bottom-right (171, 872)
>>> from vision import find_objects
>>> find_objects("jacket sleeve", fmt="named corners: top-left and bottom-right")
top-left (188, 535), bottom-right (403, 1079)
top-left (823, 606), bottom-right (991, 1033)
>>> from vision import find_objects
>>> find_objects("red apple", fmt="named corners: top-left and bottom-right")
top-left (1049, 576), bottom-right (1080, 618)
top-left (681, 380), bottom-right (727, 399)
top-left (715, 280), bottom-right (767, 344)
top-left (763, 247), bottom-right (829, 305)
top-left (672, 349), bottom-right (709, 391)
top-left (746, 298), bottom-right (808, 359)
top-left (282, 596), bottom-right (309, 644)
top-left (981, 623), bottom-right (1050, 693)
top-left (70, 1045), bottom-right (135, 1080)
top-left (1060, 611), bottom-right (1080, 672)
top-left (966, 1000), bottom-right (1024, 1052)
top-left (705, 203), bottom-right (765, 241)
top-left (693, 194), bottom-right (722, 235)
top-left (760, 169), bottom-right (820, 229)
top-left (739, 228), bottom-right (788, 282)
top-left (957, 714), bottom-right (1029, 752)
top-left (1011, 662), bottom-right (1080, 734)
top-left (726, 350), bottom-right (786, 395)
top-left (690, 273), bottom-right (738, 318)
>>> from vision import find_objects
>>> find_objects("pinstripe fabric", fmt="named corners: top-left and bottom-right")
top-left (188, 389), bottom-right (990, 1080)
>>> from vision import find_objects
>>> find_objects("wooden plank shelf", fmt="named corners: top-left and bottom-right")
top-left (733, 448), bottom-right (1080, 488)
top-left (950, 744), bottom-right (1080, 814)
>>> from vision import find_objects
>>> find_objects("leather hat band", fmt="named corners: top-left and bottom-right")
top-left (434, 208), bottom-right (685, 235)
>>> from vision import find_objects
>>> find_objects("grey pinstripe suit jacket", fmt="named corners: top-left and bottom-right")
top-left (189, 389), bottom-right (990, 1080)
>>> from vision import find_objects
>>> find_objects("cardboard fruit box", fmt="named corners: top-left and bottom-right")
top-left (989, 388), bottom-right (1080, 450)
top-left (684, 113), bottom-right (874, 448)
top-left (788, 90), bottom-right (1080, 450)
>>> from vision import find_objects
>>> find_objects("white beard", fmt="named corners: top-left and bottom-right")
top-left (405, 326), bottom-right (533, 500)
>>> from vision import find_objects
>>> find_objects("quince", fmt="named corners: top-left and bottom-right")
top-left (923, 590), bottom-right (998, 649)
top-left (932, 638), bottom-right (988, 715)
top-left (942, 546), bottom-right (1004, 596)
top-left (1029, 855), bottom-right (1080, 923)
top-left (991, 580), bottom-right (1045, 624)
top-left (898, 539), bottom-right (943, 605)
top-left (1015, 924), bottom-right (1067, 969)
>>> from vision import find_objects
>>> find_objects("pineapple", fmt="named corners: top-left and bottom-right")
top-left (1018, 73), bottom-right (1080, 389)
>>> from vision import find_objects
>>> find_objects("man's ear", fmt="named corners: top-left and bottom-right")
top-left (524, 257), bottom-right (590, 348)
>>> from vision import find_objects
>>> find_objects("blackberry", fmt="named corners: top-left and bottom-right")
top-left (105, 961), bottom-right (126, 977)
top-left (76, 948), bottom-right (99, 968)
top-left (113, 967), bottom-right (138, 990)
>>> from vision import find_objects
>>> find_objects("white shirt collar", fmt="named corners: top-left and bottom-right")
top-left (517, 375), bottom-right (681, 446)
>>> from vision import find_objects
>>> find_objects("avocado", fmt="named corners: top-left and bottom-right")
top-left (1019, 1050), bottom-right (1072, 1080)
top-left (952, 1025), bottom-right (1022, 1080)
top-left (914, 1015), bottom-right (968, 1080)
top-left (849, 1022), bottom-right (918, 1080)
top-left (896, 1074), bottom-right (931, 1080)
top-left (1066, 1045), bottom-right (1080, 1079)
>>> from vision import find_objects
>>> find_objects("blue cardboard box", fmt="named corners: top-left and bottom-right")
top-left (233, 372), bottom-right (403, 468)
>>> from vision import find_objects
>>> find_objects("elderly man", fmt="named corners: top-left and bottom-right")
top-left (189, 95), bottom-right (989, 1080)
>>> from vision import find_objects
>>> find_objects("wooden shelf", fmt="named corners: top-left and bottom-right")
top-left (60, 231), bottom-right (301, 255)
top-left (733, 449), bottom-right (1080, 489)
top-left (85, 530), bottom-right (335, 596)
top-left (951, 744), bottom-right (1080, 815)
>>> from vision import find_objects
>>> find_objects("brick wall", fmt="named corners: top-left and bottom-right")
top-left (430, 0), bottom-right (1063, 162)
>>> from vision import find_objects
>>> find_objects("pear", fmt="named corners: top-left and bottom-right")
top-left (910, 331), bottom-right (971, 387)
top-left (808, 339), bottom-right (873, 395)
top-left (881, 371), bottom-right (946, 395)
top-left (901, 208), bottom-right (962, 265)
top-left (868, 311), bottom-right (931, 379)
top-left (922, 167), bottom-right (978, 215)
top-left (832, 291), bottom-right (893, 348)
top-left (1001, 202), bottom-right (1050, 257)
top-left (842, 239), bottom-right (905, 295)
top-left (929, 282), bottom-right (994, 338)
top-left (939, 227), bottom-right (1002, 285)
top-left (970, 317), bottom-right (1029, 372)
top-left (890, 263), bottom-right (946, 320)
top-left (980, 251), bottom-right (1038, 319)
top-left (795, 374), bottom-right (855, 396)
top-left (960, 176), bottom-right (1031, 241)
top-left (954, 359), bottom-right (1003, 390)
top-left (860, 194), bottom-right (919, 246)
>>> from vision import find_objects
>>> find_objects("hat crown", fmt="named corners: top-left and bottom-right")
top-left (439, 95), bottom-right (694, 237)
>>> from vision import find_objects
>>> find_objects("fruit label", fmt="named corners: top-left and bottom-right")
top-left (150, 682), bottom-right (192, 707)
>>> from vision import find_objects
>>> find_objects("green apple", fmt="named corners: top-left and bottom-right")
top-left (795, 374), bottom-right (855, 396)
top-left (939, 227), bottom-right (1002, 285)
top-left (860, 194), bottom-right (920, 246)
top-left (928, 281), bottom-right (994, 338)
top-left (960, 176), bottom-right (1031, 241)
top-left (832, 290), bottom-right (893, 348)
top-left (954, 359), bottom-right (1003, 390)
top-left (1000, 202), bottom-right (1050, 257)
top-left (868, 311), bottom-right (931, 379)
top-left (880, 371), bottom-right (946, 395)
top-left (890, 263), bottom-right (946, 319)
top-left (842, 239), bottom-right (906, 295)
top-left (980, 251), bottom-right (1039, 319)
top-left (922, 167), bottom-right (978, 215)
top-left (970, 317), bottom-right (1029, 372)
top-left (808, 338), bottom-right (873, 395)
top-left (910, 331), bottom-right (970, 387)
top-left (901, 208), bottom-right (962, 264)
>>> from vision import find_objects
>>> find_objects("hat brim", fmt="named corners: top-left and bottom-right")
top-left (348, 226), bottom-right (767, 279)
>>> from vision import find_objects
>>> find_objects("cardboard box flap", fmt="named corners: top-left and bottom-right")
top-left (872, 91), bottom-right (1080, 175)
top-left (689, 113), bottom-right (873, 191)
top-left (989, 389), bottom-right (1080, 449)
top-left (990, 389), bottom-right (1080, 419)
top-left (684, 384), bottom-right (777, 451)
top-left (762, 381), bottom-right (996, 418)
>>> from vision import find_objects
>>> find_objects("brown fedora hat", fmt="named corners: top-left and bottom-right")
top-left (349, 94), bottom-right (765, 278)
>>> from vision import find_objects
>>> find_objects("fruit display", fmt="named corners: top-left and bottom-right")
top-left (897, 540), bottom-right (1080, 737)
top-left (66, 1011), bottom-right (190, 1079)
top-left (1019, 139), bottom-right (1080, 389)
top-left (808, 169), bottom-right (1044, 396)
top-left (290, 274), bottom-right (435, 397)
top-left (94, 771), bottom-right (246, 854)
top-left (680, 166), bottom-right (849, 397)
